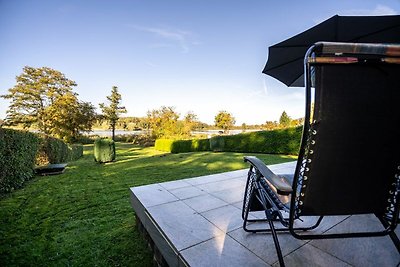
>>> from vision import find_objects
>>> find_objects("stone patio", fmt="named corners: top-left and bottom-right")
top-left (130, 161), bottom-right (400, 267)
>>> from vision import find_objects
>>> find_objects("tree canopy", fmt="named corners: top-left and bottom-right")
top-left (279, 111), bottom-right (292, 128)
top-left (214, 111), bottom-right (236, 133)
top-left (99, 86), bottom-right (127, 141)
top-left (146, 106), bottom-right (182, 138)
top-left (1, 66), bottom-right (96, 142)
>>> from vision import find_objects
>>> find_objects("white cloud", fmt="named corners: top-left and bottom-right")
top-left (129, 25), bottom-right (198, 53)
top-left (341, 4), bottom-right (398, 16)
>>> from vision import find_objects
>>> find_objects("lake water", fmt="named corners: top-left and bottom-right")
top-left (84, 130), bottom-right (145, 136)
top-left (85, 129), bottom-right (261, 137)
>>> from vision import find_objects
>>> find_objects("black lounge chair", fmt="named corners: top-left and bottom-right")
top-left (242, 42), bottom-right (400, 267)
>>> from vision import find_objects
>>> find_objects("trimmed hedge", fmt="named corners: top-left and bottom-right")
top-left (94, 138), bottom-right (115, 163)
top-left (36, 136), bottom-right (70, 165)
top-left (210, 136), bottom-right (225, 152)
top-left (0, 129), bottom-right (85, 193)
top-left (155, 126), bottom-right (302, 155)
top-left (36, 136), bottom-right (84, 165)
top-left (155, 138), bottom-right (210, 153)
top-left (154, 139), bottom-right (174, 152)
top-left (222, 126), bottom-right (302, 155)
top-left (69, 144), bottom-right (83, 161)
top-left (0, 128), bottom-right (40, 193)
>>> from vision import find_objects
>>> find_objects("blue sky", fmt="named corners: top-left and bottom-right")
top-left (1, 1), bottom-right (399, 125)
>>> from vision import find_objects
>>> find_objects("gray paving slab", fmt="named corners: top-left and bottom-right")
top-left (182, 194), bottom-right (228, 213)
top-left (273, 243), bottom-right (351, 267)
top-left (185, 173), bottom-right (232, 186)
top-left (195, 178), bottom-right (245, 193)
top-left (232, 201), bottom-right (243, 209)
top-left (311, 214), bottom-right (400, 267)
top-left (147, 201), bottom-right (225, 251)
top-left (221, 169), bottom-right (248, 178)
top-left (228, 227), bottom-right (305, 265)
top-left (131, 183), bottom-right (178, 208)
top-left (169, 185), bottom-right (207, 200)
top-left (180, 234), bottom-right (270, 267)
top-left (201, 204), bottom-right (244, 232)
top-left (160, 180), bottom-right (193, 190)
top-left (210, 185), bottom-right (245, 204)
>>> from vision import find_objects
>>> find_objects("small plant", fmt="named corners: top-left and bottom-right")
top-left (94, 138), bottom-right (116, 163)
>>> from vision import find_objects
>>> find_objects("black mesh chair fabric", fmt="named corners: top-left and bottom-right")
top-left (300, 62), bottom-right (400, 216)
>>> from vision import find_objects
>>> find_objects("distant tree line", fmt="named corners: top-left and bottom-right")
top-left (1, 66), bottom-right (304, 142)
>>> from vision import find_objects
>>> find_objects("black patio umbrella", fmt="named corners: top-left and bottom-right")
top-left (263, 15), bottom-right (400, 87)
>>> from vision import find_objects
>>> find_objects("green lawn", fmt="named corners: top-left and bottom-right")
top-left (0, 143), bottom-right (296, 267)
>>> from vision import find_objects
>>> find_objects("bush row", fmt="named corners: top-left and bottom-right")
top-left (219, 126), bottom-right (302, 155)
top-left (36, 136), bottom-right (84, 165)
top-left (0, 128), bottom-right (40, 193)
top-left (0, 128), bottom-right (84, 193)
top-left (154, 126), bottom-right (302, 155)
top-left (155, 138), bottom-right (210, 153)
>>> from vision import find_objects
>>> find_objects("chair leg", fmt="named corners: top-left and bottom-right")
top-left (388, 231), bottom-right (400, 254)
top-left (268, 215), bottom-right (286, 267)
top-left (377, 215), bottom-right (400, 253)
top-left (258, 187), bottom-right (286, 267)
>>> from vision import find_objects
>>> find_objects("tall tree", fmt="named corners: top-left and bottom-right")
top-left (146, 106), bottom-right (181, 138)
top-left (1, 66), bottom-right (96, 141)
top-left (214, 111), bottom-right (236, 133)
top-left (279, 111), bottom-right (292, 128)
top-left (99, 86), bottom-right (127, 141)
top-left (47, 93), bottom-right (97, 142)
top-left (183, 111), bottom-right (199, 133)
top-left (1, 66), bottom-right (77, 133)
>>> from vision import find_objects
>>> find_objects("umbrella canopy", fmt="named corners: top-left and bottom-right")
top-left (263, 15), bottom-right (400, 87)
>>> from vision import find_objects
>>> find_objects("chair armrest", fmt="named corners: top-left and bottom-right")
top-left (244, 156), bottom-right (293, 195)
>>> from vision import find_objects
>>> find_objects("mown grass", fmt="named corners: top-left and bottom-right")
top-left (0, 143), bottom-right (296, 266)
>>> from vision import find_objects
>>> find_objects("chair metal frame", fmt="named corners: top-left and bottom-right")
top-left (242, 42), bottom-right (400, 267)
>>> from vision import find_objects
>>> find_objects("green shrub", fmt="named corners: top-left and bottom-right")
top-left (190, 139), bottom-right (210, 152)
top-left (69, 144), bottom-right (83, 161)
top-left (222, 126), bottom-right (302, 155)
top-left (94, 138), bottom-right (115, 163)
top-left (0, 128), bottom-right (40, 193)
top-left (210, 136), bottom-right (225, 152)
top-left (36, 135), bottom-right (70, 165)
top-left (154, 139), bottom-right (174, 152)
top-left (154, 127), bottom-right (302, 155)
top-left (155, 138), bottom-right (210, 153)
